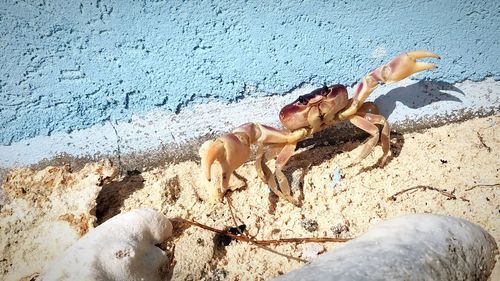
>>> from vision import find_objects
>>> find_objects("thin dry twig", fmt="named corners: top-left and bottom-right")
top-left (225, 195), bottom-right (307, 263)
top-left (173, 218), bottom-right (351, 263)
top-left (254, 237), bottom-right (350, 244)
top-left (225, 195), bottom-right (244, 230)
top-left (476, 131), bottom-right (492, 152)
top-left (388, 185), bottom-right (469, 202)
top-left (226, 196), bottom-right (350, 244)
top-left (459, 196), bottom-right (470, 202)
top-left (250, 242), bottom-right (307, 263)
top-left (176, 192), bottom-right (351, 264)
top-left (175, 218), bottom-right (306, 262)
top-left (465, 183), bottom-right (500, 192)
top-left (174, 218), bottom-right (351, 245)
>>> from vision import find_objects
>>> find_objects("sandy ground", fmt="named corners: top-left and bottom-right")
top-left (1, 115), bottom-right (499, 280)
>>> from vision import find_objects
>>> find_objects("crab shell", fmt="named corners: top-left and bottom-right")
top-left (279, 84), bottom-right (349, 131)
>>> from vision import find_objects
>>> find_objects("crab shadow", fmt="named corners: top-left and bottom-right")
top-left (374, 80), bottom-right (464, 118)
top-left (274, 80), bottom-right (464, 206)
top-left (270, 127), bottom-right (405, 208)
top-left (289, 80), bottom-right (463, 170)
top-left (290, 128), bottom-right (405, 170)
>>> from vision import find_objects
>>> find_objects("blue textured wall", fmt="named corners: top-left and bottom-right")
top-left (1, 0), bottom-right (498, 145)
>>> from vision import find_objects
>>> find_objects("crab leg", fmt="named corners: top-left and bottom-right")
top-left (339, 50), bottom-right (440, 120)
top-left (256, 142), bottom-right (301, 205)
top-left (349, 115), bottom-right (380, 163)
top-left (363, 113), bottom-right (390, 165)
top-left (348, 102), bottom-right (390, 164)
top-left (200, 123), bottom-right (308, 203)
top-left (234, 123), bottom-right (307, 204)
top-left (274, 143), bottom-right (300, 205)
top-left (256, 144), bottom-right (286, 199)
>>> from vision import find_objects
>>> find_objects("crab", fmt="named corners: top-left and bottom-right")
top-left (200, 50), bottom-right (440, 205)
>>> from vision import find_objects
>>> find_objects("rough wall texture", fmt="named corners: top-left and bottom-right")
top-left (0, 0), bottom-right (499, 145)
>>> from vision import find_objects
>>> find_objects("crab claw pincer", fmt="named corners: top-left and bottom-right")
top-left (373, 50), bottom-right (440, 84)
top-left (339, 50), bottom-right (440, 120)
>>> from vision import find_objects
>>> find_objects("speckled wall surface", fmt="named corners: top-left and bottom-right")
top-left (0, 0), bottom-right (498, 146)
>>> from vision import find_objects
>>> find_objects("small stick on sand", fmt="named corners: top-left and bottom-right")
top-left (174, 218), bottom-right (307, 262)
top-left (224, 195), bottom-right (347, 263)
top-left (172, 218), bottom-right (351, 263)
top-left (476, 131), bottom-right (492, 152)
top-left (225, 195), bottom-right (350, 244)
top-left (465, 183), bottom-right (499, 191)
top-left (388, 185), bottom-right (469, 202)
top-left (174, 218), bottom-right (350, 245)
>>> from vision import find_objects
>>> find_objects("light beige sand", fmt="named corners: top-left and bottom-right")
top-left (1, 116), bottom-right (499, 280)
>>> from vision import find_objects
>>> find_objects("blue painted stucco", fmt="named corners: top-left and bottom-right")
top-left (0, 0), bottom-right (498, 145)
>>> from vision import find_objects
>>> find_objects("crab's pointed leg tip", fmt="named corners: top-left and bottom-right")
top-left (430, 53), bottom-right (441, 59)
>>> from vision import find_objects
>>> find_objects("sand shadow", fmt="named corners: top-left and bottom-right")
top-left (275, 80), bottom-right (463, 202)
top-left (95, 170), bottom-right (145, 225)
top-left (294, 123), bottom-right (406, 167)
top-left (275, 130), bottom-right (406, 206)
top-left (374, 80), bottom-right (464, 118)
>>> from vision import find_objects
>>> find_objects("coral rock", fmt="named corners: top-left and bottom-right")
top-left (41, 208), bottom-right (172, 281)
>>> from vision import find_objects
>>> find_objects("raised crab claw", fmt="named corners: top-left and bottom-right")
top-left (200, 50), bottom-right (440, 205)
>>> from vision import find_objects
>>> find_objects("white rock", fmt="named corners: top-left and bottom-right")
top-left (275, 214), bottom-right (498, 281)
top-left (41, 208), bottom-right (172, 281)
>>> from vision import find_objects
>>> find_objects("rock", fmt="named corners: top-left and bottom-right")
top-left (41, 208), bottom-right (172, 281)
top-left (275, 214), bottom-right (498, 281)
top-left (0, 160), bottom-right (117, 280)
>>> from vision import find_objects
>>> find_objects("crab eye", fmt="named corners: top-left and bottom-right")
top-left (297, 96), bottom-right (308, 105)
